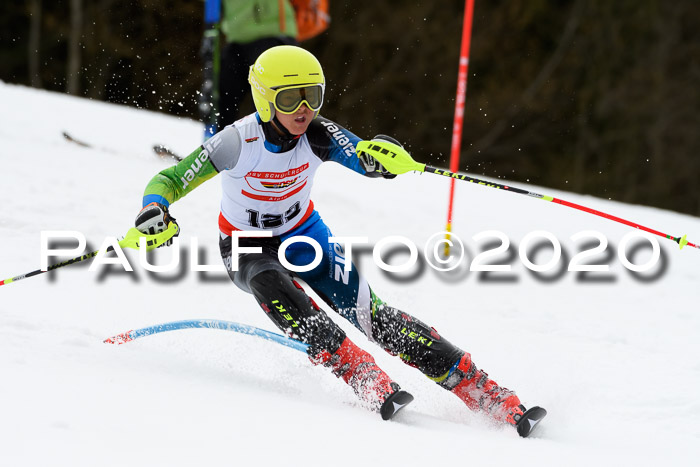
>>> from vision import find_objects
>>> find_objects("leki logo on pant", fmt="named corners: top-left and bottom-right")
top-left (400, 327), bottom-right (434, 346)
top-left (272, 300), bottom-right (299, 327)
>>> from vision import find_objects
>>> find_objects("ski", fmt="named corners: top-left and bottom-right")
top-left (62, 131), bottom-right (117, 154)
top-left (62, 130), bottom-right (182, 163)
top-left (62, 130), bottom-right (92, 148)
top-left (515, 405), bottom-right (547, 438)
top-left (380, 390), bottom-right (414, 420)
top-left (104, 317), bottom-right (543, 429)
top-left (152, 144), bottom-right (183, 162)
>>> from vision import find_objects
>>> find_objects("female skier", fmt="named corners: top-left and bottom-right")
top-left (134, 45), bottom-right (544, 436)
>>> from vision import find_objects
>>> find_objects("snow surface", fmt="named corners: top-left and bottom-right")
top-left (1, 81), bottom-right (699, 466)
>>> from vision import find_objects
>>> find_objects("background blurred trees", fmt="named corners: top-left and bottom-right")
top-left (2, 0), bottom-right (699, 214)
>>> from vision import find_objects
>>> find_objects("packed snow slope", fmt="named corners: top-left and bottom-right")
top-left (1, 81), bottom-right (699, 466)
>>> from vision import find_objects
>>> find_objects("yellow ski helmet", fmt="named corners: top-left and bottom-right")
top-left (248, 45), bottom-right (326, 123)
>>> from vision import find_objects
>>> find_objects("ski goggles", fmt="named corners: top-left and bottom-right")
top-left (273, 84), bottom-right (325, 114)
top-left (249, 69), bottom-right (325, 114)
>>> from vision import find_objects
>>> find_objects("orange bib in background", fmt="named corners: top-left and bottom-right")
top-left (290, 0), bottom-right (330, 41)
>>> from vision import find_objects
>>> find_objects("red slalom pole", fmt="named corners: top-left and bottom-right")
top-left (444, 0), bottom-right (475, 254)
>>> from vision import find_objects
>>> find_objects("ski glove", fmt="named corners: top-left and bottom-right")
top-left (358, 134), bottom-right (399, 179)
top-left (134, 202), bottom-right (179, 247)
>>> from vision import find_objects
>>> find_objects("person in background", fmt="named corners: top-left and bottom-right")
top-left (217, 0), bottom-right (299, 132)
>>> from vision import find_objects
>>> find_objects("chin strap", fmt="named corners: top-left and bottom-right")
top-left (261, 117), bottom-right (301, 153)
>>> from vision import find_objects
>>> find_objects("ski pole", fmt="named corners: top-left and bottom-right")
top-left (199, 0), bottom-right (222, 139)
top-left (0, 222), bottom-right (179, 287)
top-left (356, 140), bottom-right (697, 250)
top-left (104, 318), bottom-right (309, 353)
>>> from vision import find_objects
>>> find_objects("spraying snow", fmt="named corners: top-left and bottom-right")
top-left (1, 81), bottom-right (699, 466)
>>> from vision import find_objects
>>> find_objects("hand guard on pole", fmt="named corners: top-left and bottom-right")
top-left (135, 203), bottom-right (179, 248)
top-left (356, 138), bottom-right (425, 176)
top-left (358, 135), bottom-right (402, 179)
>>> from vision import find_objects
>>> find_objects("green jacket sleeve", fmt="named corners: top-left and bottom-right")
top-left (142, 146), bottom-right (219, 207)
top-left (220, 0), bottom-right (297, 43)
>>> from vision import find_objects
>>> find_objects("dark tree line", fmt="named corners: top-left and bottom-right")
top-left (2, 0), bottom-right (699, 214)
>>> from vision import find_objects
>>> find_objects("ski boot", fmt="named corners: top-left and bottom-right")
top-left (440, 353), bottom-right (546, 437)
top-left (310, 337), bottom-right (414, 420)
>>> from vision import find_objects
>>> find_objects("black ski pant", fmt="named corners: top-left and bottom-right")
top-left (220, 233), bottom-right (465, 383)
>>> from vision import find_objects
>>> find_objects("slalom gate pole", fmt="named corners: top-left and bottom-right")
top-left (104, 319), bottom-right (309, 353)
top-left (355, 140), bottom-right (698, 250)
top-left (0, 222), bottom-right (179, 287)
top-left (444, 0), bottom-right (476, 255)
